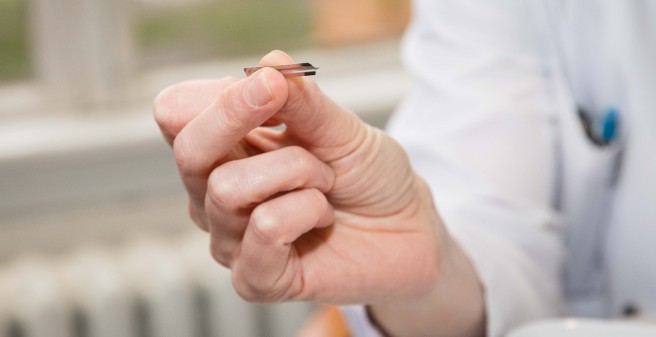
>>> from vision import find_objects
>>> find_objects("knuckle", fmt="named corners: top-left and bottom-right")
top-left (152, 84), bottom-right (176, 123)
top-left (250, 204), bottom-right (284, 244)
top-left (153, 84), bottom-right (184, 134)
top-left (188, 201), bottom-right (208, 232)
top-left (232, 273), bottom-right (278, 303)
top-left (288, 146), bottom-right (312, 170)
top-left (286, 147), bottom-right (334, 191)
top-left (207, 169), bottom-right (242, 210)
top-left (287, 148), bottom-right (318, 187)
top-left (307, 188), bottom-right (328, 208)
top-left (209, 240), bottom-right (232, 268)
top-left (286, 144), bottom-right (309, 158)
top-left (173, 136), bottom-right (196, 177)
top-left (232, 277), bottom-right (257, 302)
top-left (232, 276), bottom-right (259, 302)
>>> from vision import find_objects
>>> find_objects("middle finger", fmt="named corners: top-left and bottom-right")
top-left (205, 146), bottom-right (335, 265)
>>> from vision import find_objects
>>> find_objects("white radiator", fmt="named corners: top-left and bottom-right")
top-left (0, 232), bottom-right (313, 337)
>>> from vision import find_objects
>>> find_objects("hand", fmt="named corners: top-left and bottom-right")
top-left (154, 51), bottom-right (484, 336)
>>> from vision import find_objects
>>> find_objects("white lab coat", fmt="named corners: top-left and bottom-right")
top-left (342, 1), bottom-right (656, 336)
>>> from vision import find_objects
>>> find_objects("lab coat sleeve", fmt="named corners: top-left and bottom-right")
top-left (343, 0), bottom-right (564, 336)
top-left (340, 306), bottom-right (384, 337)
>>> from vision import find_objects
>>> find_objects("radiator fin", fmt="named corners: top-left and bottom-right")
top-left (0, 232), bottom-right (312, 337)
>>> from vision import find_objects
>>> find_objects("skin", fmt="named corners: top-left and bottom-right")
top-left (153, 50), bottom-right (486, 337)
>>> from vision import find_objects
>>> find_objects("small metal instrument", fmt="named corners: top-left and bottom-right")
top-left (244, 63), bottom-right (318, 78)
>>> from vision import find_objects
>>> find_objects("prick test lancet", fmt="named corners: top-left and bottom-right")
top-left (244, 63), bottom-right (318, 78)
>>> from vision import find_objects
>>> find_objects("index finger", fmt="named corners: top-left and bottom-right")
top-left (153, 77), bottom-right (238, 146)
top-left (173, 68), bottom-right (288, 203)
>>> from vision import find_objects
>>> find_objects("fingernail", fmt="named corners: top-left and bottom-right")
top-left (245, 71), bottom-right (273, 107)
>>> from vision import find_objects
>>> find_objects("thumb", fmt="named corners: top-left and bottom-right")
top-left (258, 50), bottom-right (367, 162)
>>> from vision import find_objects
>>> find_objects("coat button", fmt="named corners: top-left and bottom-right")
top-left (623, 303), bottom-right (640, 318)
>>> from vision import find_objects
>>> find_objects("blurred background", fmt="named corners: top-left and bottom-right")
top-left (0, 0), bottom-right (411, 336)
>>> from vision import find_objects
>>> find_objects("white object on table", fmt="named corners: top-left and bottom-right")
top-left (507, 318), bottom-right (656, 337)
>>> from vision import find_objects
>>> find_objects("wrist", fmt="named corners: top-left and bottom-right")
top-left (367, 237), bottom-right (486, 337)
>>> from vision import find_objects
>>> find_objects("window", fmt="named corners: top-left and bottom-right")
top-left (136, 0), bottom-right (312, 69)
top-left (0, 0), bottom-right (409, 111)
top-left (0, 0), bottom-right (32, 82)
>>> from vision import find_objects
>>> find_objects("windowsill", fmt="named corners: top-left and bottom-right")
top-left (0, 40), bottom-right (411, 259)
top-left (0, 39), bottom-right (409, 160)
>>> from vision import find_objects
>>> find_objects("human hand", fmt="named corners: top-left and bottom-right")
top-left (153, 50), bottom-right (449, 305)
